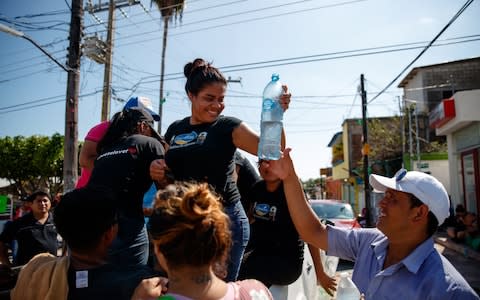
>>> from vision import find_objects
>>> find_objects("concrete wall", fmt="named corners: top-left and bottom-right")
top-left (413, 159), bottom-right (450, 195)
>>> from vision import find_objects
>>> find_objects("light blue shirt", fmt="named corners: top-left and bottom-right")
top-left (327, 226), bottom-right (479, 300)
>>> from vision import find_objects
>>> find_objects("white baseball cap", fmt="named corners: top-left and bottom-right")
top-left (370, 169), bottom-right (450, 225)
top-left (123, 96), bottom-right (160, 121)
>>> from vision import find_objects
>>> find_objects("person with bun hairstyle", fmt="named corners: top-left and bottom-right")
top-left (149, 58), bottom-right (292, 281)
top-left (132, 182), bottom-right (273, 300)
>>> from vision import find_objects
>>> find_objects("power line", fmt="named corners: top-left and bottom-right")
top-left (4, 0), bottom-right (318, 70)
top-left (0, 66), bottom-right (64, 83)
top-left (129, 35), bottom-right (480, 86)
top-left (83, 0), bottom-right (248, 33)
top-left (1, 33), bottom-right (477, 89)
top-left (367, 0), bottom-right (475, 104)
top-left (346, 93), bottom-right (359, 119)
top-left (0, 45), bottom-right (67, 70)
top-left (64, 0), bottom-right (72, 11)
top-left (115, 0), bottom-right (367, 47)
top-left (0, 90), bottom-right (101, 114)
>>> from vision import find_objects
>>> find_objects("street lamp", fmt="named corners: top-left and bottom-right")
top-left (0, 23), bottom-right (74, 73)
top-left (0, 22), bottom-right (81, 192)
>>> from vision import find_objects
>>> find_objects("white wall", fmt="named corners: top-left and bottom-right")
top-left (413, 159), bottom-right (450, 195)
top-left (403, 72), bottom-right (428, 113)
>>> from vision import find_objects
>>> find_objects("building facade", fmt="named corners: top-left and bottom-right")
top-left (435, 89), bottom-right (480, 217)
top-left (397, 57), bottom-right (480, 197)
top-left (326, 118), bottom-right (403, 215)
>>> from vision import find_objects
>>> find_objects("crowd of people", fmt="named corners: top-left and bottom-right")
top-left (0, 58), bottom-right (478, 299)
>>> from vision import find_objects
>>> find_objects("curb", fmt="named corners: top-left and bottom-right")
top-left (434, 235), bottom-right (480, 262)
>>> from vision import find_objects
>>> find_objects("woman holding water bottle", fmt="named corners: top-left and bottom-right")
top-left (149, 58), bottom-right (291, 281)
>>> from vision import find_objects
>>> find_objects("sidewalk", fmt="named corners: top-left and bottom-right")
top-left (434, 232), bottom-right (480, 294)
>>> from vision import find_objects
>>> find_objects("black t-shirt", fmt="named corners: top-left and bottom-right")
top-left (239, 181), bottom-right (304, 286)
top-left (67, 263), bottom-right (159, 300)
top-left (247, 181), bottom-right (304, 255)
top-left (234, 151), bottom-right (260, 208)
top-left (0, 213), bottom-right (57, 266)
top-left (164, 116), bottom-right (242, 204)
top-left (89, 134), bottom-right (165, 219)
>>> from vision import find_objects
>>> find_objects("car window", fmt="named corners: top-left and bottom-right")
top-left (311, 202), bottom-right (354, 219)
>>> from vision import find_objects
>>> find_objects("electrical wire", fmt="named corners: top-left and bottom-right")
top-left (114, 0), bottom-right (367, 46)
top-left (125, 36), bottom-right (480, 87)
top-left (1, 2), bottom-right (478, 114)
top-left (0, 90), bottom-right (101, 114)
top-left (367, 0), bottom-right (475, 104)
top-left (64, 0), bottom-right (72, 11)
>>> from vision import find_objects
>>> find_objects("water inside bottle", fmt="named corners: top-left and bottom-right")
top-left (258, 121), bottom-right (282, 160)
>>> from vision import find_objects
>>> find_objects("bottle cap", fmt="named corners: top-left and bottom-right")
top-left (271, 73), bottom-right (279, 81)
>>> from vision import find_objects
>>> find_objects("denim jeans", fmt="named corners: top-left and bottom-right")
top-left (224, 200), bottom-right (250, 281)
top-left (108, 216), bottom-right (149, 266)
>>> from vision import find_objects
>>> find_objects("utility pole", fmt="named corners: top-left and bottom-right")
top-left (101, 0), bottom-right (115, 121)
top-left (398, 96), bottom-right (405, 168)
top-left (158, 18), bottom-right (168, 134)
top-left (360, 74), bottom-right (371, 227)
top-left (408, 105), bottom-right (414, 170)
top-left (414, 104), bottom-right (421, 170)
top-left (86, 0), bottom-right (140, 121)
top-left (64, 0), bottom-right (84, 192)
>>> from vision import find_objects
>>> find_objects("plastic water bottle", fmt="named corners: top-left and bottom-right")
top-left (258, 73), bottom-right (284, 160)
top-left (336, 272), bottom-right (361, 300)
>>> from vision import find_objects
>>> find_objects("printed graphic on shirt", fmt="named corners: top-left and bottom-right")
top-left (170, 131), bottom-right (208, 149)
top-left (197, 132), bottom-right (207, 144)
top-left (97, 149), bottom-right (129, 160)
top-left (96, 146), bottom-right (138, 161)
top-left (253, 202), bottom-right (277, 222)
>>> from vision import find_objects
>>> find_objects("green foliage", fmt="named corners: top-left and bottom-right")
top-left (302, 177), bottom-right (323, 199)
top-left (423, 141), bottom-right (448, 153)
top-left (0, 134), bottom-right (64, 199)
top-left (355, 117), bottom-right (403, 176)
top-left (367, 117), bottom-right (403, 161)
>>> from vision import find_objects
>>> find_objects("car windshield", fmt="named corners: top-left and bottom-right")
top-left (311, 202), bottom-right (354, 219)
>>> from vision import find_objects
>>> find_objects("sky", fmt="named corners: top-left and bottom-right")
top-left (0, 0), bottom-right (479, 181)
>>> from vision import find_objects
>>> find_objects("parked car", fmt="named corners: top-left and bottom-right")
top-left (309, 199), bottom-right (361, 229)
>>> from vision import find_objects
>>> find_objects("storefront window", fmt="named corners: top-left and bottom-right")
top-left (462, 152), bottom-right (478, 214)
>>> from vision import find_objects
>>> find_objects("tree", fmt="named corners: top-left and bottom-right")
top-left (302, 178), bottom-right (322, 199)
top-left (0, 134), bottom-right (64, 199)
top-left (356, 117), bottom-right (403, 176)
top-left (152, 0), bottom-right (185, 133)
top-left (367, 117), bottom-right (403, 161)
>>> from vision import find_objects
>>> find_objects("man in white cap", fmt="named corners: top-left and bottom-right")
top-left (266, 148), bottom-right (479, 299)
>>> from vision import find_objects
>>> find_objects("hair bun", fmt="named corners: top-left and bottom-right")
top-left (184, 58), bottom-right (207, 77)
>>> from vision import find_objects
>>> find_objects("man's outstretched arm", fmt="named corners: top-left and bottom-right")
top-left (267, 148), bottom-right (329, 250)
